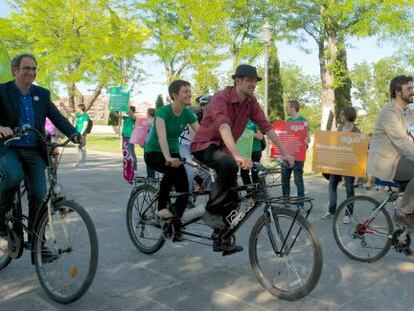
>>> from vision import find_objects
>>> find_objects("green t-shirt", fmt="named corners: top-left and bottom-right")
top-left (122, 116), bottom-right (135, 138)
top-left (75, 112), bottom-right (90, 134)
top-left (145, 104), bottom-right (197, 153)
top-left (246, 120), bottom-right (262, 152)
top-left (287, 115), bottom-right (311, 135)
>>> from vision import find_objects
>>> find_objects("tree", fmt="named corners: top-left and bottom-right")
top-left (223, 0), bottom-right (271, 70)
top-left (0, 0), bottom-right (148, 113)
top-left (138, 0), bottom-right (226, 84)
top-left (333, 40), bottom-right (352, 123)
top-left (350, 57), bottom-right (410, 132)
top-left (267, 44), bottom-right (284, 121)
top-left (273, 0), bottom-right (413, 130)
top-left (280, 62), bottom-right (321, 106)
top-left (155, 94), bottom-right (164, 109)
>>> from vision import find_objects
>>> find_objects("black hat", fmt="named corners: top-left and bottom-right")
top-left (231, 64), bottom-right (262, 81)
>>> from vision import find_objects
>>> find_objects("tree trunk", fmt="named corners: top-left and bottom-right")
top-left (319, 35), bottom-right (337, 131)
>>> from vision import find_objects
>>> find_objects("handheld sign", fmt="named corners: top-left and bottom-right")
top-left (270, 121), bottom-right (308, 161)
top-left (312, 130), bottom-right (369, 177)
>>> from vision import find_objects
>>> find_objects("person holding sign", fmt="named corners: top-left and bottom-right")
top-left (368, 75), bottom-right (414, 230)
top-left (191, 64), bottom-right (294, 254)
top-left (144, 80), bottom-right (198, 226)
top-left (281, 100), bottom-right (310, 207)
top-left (321, 106), bottom-right (360, 223)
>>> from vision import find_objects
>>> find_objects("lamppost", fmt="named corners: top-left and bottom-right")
top-left (261, 21), bottom-right (272, 118)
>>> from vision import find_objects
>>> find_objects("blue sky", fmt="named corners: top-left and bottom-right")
top-left (0, 2), bottom-right (398, 103)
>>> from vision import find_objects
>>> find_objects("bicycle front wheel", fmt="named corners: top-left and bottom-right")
top-left (33, 200), bottom-right (99, 304)
top-left (126, 185), bottom-right (165, 254)
top-left (333, 195), bottom-right (393, 263)
top-left (249, 208), bottom-right (323, 301)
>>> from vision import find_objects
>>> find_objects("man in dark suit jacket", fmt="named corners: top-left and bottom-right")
top-left (0, 53), bottom-right (83, 236)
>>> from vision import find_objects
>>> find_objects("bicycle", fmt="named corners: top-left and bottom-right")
top-left (126, 161), bottom-right (323, 301)
top-left (333, 181), bottom-right (412, 263)
top-left (0, 125), bottom-right (99, 304)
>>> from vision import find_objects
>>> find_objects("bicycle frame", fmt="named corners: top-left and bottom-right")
top-left (134, 165), bottom-right (314, 251)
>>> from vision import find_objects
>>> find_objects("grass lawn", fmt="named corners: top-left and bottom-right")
top-left (86, 135), bottom-right (144, 156)
top-left (84, 135), bottom-right (318, 176)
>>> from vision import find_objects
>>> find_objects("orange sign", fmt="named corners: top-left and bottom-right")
top-left (312, 130), bottom-right (369, 177)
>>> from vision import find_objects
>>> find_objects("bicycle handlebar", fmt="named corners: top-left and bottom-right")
top-left (4, 124), bottom-right (78, 149)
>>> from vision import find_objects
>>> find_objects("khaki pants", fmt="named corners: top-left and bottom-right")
top-left (394, 157), bottom-right (414, 214)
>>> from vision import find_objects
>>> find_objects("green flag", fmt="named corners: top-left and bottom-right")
top-left (0, 42), bottom-right (13, 83)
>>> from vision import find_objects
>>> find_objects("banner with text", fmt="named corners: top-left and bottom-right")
top-left (109, 86), bottom-right (130, 112)
top-left (270, 121), bottom-right (308, 161)
top-left (312, 130), bottom-right (369, 177)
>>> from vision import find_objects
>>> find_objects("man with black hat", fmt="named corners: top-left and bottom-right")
top-left (191, 64), bottom-right (294, 255)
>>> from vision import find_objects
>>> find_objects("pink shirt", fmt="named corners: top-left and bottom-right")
top-left (191, 86), bottom-right (272, 153)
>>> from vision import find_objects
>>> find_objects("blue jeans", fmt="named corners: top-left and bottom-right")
top-left (328, 175), bottom-right (355, 215)
top-left (281, 160), bottom-right (305, 201)
top-left (0, 147), bottom-right (47, 228)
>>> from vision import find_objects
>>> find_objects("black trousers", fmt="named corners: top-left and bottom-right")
top-left (240, 151), bottom-right (262, 185)
top-left (192, 145), bottom-right (239, 220)
top-left (144, 152), bottom-right (189, 218)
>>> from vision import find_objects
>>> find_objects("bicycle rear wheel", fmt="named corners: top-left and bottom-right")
top-left (249, 207), bottom-right (322, 301)
top-left (333, 195), bottom-right (393, 263)
top-left (33, 200), bottom-right (99, 304)
top-left (126, 185), bottom-right (165, 254)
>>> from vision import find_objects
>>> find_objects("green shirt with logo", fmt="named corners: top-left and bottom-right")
top-left (75, 112), bottom-right (90, 134)
top-left (145, 104), bottom-right (197, 153)
top-left (122, 115), bottom-right (135, 138)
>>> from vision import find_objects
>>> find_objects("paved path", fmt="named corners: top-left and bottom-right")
top-left (1, 149), bottom-right (413, 311)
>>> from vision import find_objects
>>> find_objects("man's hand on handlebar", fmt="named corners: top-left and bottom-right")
top-left (281, 154), bottom-right (295, 168)
top-left (72, 133), bottom-right (85, 148)
top-left (234, 154), bottom-right (252, 170)
top-left (0, 126), bottom-right (13, 138)
top-left (165, 157), bottom-right (181, 168)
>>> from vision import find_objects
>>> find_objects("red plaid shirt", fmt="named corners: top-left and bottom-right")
top-left (191, 86), bottom-right (272, 153)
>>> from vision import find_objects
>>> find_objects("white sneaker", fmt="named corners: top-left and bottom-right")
top-left (343, 216), bottom-right (351, 224)
top-left (321, 211), bottom-right (333, 219)
top-left (77, 162), bottom-right (86, 168)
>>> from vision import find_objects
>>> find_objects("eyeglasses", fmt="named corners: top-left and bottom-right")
top-left (19, 66), bottom-right (38, 72)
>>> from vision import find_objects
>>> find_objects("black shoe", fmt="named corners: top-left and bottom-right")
top-left (212, 231), bottom-right (243, 255)
top-left (393, 209), bottom-right (414, 232)
top-left (41, 246), bottom-right (59, 264)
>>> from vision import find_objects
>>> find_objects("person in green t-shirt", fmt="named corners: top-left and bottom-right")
top-left (74, 104), bottom-right (90, 168)
top-left (122, 105), bottom-right (137, 171)
top-left (281, 100), bottom-right (310, 207)
top-left (144, 80), bottom-right (198, 230)
top-left (240, 120), bottom-right (265, 185)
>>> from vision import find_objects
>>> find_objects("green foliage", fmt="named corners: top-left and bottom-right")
top-left (350, 56), bottom-right (412, 133)
top-left (280, 62), bottom-right (321, 106)
top-left (267, 44), bottom-right (284, 122)
top-left (138, 0), bottom-right (227, 85)
top-left (0, 0), bottom-right (148, 111)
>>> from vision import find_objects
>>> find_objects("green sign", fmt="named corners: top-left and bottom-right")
top-left (236, 128), bottom-right (254, 158)
top-left (109, 86), bottom-right (130, 112)
top-left (0, 42), bottom-right (13, 83)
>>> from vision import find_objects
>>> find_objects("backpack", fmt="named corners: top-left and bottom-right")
top-left (85, 119), bottom-right (93, 134)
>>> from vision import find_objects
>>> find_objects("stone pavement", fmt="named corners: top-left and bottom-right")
top-left (1, 149), bottom-right (413, 311)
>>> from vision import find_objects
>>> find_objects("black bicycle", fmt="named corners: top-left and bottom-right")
top-left (0, 126), bottom-right (99, 304)
top-left (126, 161), bottom-right (323, 301)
